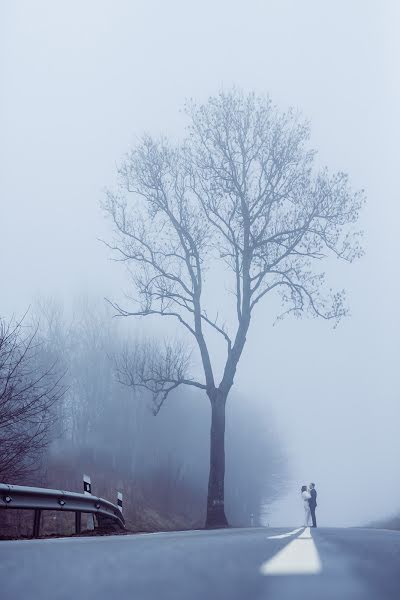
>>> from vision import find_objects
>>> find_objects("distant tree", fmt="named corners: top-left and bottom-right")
top-left (104, 89), bottom-right (364, 527)
top-left (0, 315), bottom-right (65, 481)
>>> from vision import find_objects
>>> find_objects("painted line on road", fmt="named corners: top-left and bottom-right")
top-left (260, 527), bottom-right (322, 576)
top-left (267, 527), bottom-right (303, 540)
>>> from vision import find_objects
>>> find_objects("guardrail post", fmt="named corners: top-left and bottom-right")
top-left (75, 511), bottom-right (82, 534)
top-left (83, 474), bottom-right (94, 530)
top-left (33, 509), bottom-right (41, 538)
top-left (117, 491), bottom-right (123, 513)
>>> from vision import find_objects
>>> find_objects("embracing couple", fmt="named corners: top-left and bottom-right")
top-left (301, 483), bottom-right (317, 528)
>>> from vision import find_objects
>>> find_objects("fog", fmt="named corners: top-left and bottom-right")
top-left (1, 1), bottom-right (399, 527)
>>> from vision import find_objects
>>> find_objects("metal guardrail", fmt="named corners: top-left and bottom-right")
top-left (0, 483), bottom-right (125, 537)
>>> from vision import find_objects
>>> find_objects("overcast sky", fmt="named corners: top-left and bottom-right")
top-left (1, 0), bottom-right (400, 526)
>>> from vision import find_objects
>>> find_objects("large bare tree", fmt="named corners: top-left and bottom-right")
top-left (104, 90), bottom-right (364, 527)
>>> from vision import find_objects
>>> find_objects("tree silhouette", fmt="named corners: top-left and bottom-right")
top-left (104, 90), bottom-right (364, 527)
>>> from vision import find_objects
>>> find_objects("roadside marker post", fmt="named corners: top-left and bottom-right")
top-left (83, 474), bottom-right (95, 530)
top-left (117, 491), bottom-right (123, 513)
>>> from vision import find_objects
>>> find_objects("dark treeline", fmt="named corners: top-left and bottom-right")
top-left (1, 300), bottom-right (286, 535)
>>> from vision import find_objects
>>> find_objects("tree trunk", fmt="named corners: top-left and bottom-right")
top-left (205, 391), bottom-right (229, 528)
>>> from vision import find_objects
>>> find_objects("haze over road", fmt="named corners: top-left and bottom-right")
top-left (1, 527), bottom-right (399, 599)
top-left (2, 0), bottom-right (400, 528)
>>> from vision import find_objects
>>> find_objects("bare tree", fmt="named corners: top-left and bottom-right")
top-left (0, 315), bottom-right (65, 481)
top-left (103, 89), bottom-right (364, 527)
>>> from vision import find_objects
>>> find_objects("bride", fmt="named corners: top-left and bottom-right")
top-left (301, 485), bottom-right (311, 526)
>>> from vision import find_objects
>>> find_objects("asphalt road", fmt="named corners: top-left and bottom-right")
top-left (1, 526), bottom-right (399, 599)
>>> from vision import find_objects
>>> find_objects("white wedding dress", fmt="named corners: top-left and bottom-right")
top-left (302, 490), bottom-right (311, 526)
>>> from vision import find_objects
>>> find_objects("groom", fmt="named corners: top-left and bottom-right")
top-left (309, 483), bottom-right (317, 528)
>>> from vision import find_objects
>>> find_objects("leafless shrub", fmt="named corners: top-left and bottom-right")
top-left (0, 315), bottom-right (65, 481)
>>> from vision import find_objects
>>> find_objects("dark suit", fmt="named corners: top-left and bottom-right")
top-left (309, 488), bottom-right (317, 527)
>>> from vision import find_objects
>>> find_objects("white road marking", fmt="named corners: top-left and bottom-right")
top-left (267, 527), bottom-right (303, 540)
top-left (260, 527), bottom-right (322, 576)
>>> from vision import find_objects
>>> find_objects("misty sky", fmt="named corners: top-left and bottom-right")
top-left (1, 1), bottom-right (400, 526)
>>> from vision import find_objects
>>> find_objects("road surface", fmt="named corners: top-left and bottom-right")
top-left (1, 526), bottom-right (399, 599)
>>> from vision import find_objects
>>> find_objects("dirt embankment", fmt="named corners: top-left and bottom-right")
top-left (0, 506), bottom-right (200, 540)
